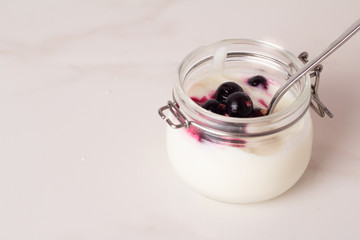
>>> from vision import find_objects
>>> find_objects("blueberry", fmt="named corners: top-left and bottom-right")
top-left (247, 75), bottom-right (268, 89)
top-left (214, 82), bottom-right (243, 104)
top-left (225, 92), bottom-right (253, 117)
top-left (202, 99), bottom-right (226, 115)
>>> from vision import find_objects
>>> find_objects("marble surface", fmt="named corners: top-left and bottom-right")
top-left (0, 0), bottom-right (359, 239)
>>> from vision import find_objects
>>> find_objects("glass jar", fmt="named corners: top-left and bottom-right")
top-left (159, 39), bottom-right (314, 203)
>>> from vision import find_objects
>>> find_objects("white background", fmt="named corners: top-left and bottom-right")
top-left (0, 0), bottom-right (359, 239)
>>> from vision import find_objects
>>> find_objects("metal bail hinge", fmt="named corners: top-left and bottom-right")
top-left (298, 52), bottom-right (334, 118)
top-left (158, 101), bottom-right (190, 129)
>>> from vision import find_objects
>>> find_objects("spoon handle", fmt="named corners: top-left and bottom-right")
top-left (268, 18), bottom-right (360, 114)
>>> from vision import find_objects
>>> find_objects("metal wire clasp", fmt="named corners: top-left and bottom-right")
top-left (158, 101), bottom-right (190, 129)
top-left (298, 52), bottom-right (334, 118)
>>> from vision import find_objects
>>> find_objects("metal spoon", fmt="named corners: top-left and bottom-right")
top-left (267, 18), bottom-right (360, 115)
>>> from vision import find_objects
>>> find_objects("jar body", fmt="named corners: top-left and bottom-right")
top-left (164, 39), bottom-right (313, 203)
top-left (167, 113), bottom-right (312, 203)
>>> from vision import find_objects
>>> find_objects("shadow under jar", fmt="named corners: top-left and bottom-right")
top-left (159, 39), bottom-right (313, 203)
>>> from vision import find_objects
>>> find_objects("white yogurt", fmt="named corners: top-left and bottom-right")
top-left (166, 71), bottom-right (313, 203)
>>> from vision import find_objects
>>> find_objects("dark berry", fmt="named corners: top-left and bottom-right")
top-left (250, 108), bottom-right (267, 117)
top-left (214, 82), bottom-right (243, 104)
top-left (247, 75), bottom-right (268, 89)
top-left (225, 92), bottom-right (253, 117)
top-left (202, 99), bottom-right (225, 115)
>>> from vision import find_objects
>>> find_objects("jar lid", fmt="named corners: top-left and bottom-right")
top-left (159, 39), bottom-right (319, 138)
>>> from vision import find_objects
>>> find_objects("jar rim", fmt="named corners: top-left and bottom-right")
top-left (174, 39), bottom-right (311, 136)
